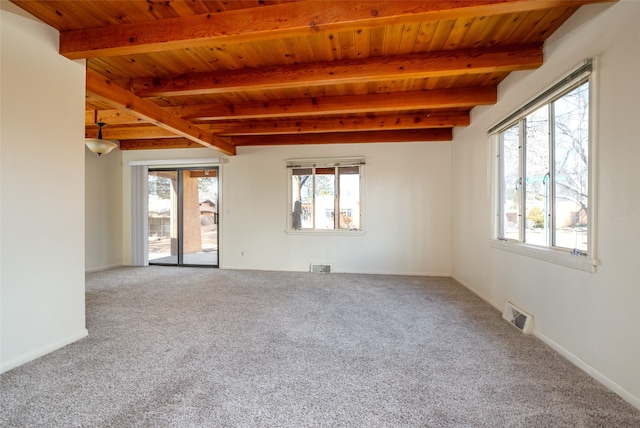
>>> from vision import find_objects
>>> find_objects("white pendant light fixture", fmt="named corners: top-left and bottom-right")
top-left (85, 122), bottom-right (118, 156)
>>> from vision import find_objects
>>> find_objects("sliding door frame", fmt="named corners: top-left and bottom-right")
top-left (148, 166), bottom-right (219, 268)
top-left (129, 158), bottom-right (223, 268)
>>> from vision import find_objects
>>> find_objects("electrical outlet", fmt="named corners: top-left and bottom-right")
top-left (240, 251), bottom-right (245, 256)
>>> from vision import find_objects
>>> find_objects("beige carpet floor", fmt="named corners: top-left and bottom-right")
top-left (1, 266), bottom-right (639, 427)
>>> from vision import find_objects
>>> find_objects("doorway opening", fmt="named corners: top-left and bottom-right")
top-left (147, 167), bottom-right (219, 267)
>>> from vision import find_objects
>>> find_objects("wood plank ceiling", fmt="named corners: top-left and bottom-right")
top-left (11, 0), bottom-right (614, 156)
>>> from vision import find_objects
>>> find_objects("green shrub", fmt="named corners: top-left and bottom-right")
top-left (527, 206), bottom-right (545, 228)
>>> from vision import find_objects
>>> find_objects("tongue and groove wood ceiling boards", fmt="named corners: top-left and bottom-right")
top-left (11, 0), bottom-right (614, 156)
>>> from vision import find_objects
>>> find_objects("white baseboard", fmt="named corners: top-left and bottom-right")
top-left (452, 274), bottom-right (640, 412)
top-left (451, 274), bottom-right (502, 311)
top-left (220, 264), bottom-right (451, 277)
top-left (534, 330), bottom-right (640, 411)
top-left (0, 329), bottom-right (88, 374)
top-left (85, 263), bottom-right (122, 273)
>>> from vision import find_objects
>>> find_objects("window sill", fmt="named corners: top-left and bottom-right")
top-left (286, 229), bottom-right (366, 236)
top-left (489, 240), bottom-right (598, 273)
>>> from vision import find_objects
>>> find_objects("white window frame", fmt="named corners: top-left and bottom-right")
top-left (489, 60), bottom-right (598, 273)
top-left (286, 157), bottom-right (365, 235)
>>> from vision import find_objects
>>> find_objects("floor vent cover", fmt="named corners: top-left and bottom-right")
top-left (310, 264), bottom-right (332, 273)
top-left (502, 302), bottom-right (533, 334)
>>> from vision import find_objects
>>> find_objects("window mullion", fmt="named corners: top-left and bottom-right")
top-left (549, 103), bottom-right (557, 247)
top-left (519, 119), bottom-right (525, 243)
top-left (520, 118), bottom-right (526, 243)
top-left (312, 168), bottom-right (316, 230)
top-left (547, 104), bottom-right (554, 247)
top-left (498, 140), bottom-right (505, 238)
top-left (334, 167), bottom-right (339, 229)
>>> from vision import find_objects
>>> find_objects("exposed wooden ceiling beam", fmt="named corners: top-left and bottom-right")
top-left (86, 107), bottom-right (179, 126)
top-left (117, 129), bottom-right (453, 150)
top-left (208, 111), bottom-right (469, 136)
top-left (230, 129), bottom-right (453, 146)
top-left (86, 87), bottom-right (496, 125)
top-left (183, 87), bottom-right (496, 121)
top-left (85, 70), bottom-right (236, 155)
top-left (59, 0), bottom-right (611, 60)
top-left (119, 138), bottom-right (207, 151)
top-left (129, 46), bottom-right (542, 97)
top-left (85, 125), bottom-right (180, 140)
top-left (88, 110), bottom-right (466, 139)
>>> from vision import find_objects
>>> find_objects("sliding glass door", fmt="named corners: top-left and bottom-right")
top-left (148, 167), bottom-right (218, 267)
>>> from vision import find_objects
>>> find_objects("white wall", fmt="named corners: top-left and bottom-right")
top-left (85, 146), bottom-right (123, 272)
top-left (122, 142), bottom-right (452, 275)
top-left (451, 0), bottom-right (640, 408)
top-left (0, 2), bottom-right (87, 372)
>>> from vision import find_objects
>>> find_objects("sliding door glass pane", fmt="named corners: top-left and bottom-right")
top-left (553, 82), bottom-right (589, 251)
top-left (524, 106), bottom-right (550, 246)
top-left (500, 124), bottom-right (521, 241)
top-left (182, 169), bottom-right (218, 266)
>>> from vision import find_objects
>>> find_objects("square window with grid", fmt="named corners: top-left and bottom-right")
top-left (288, 158), bottom-right (363, 232)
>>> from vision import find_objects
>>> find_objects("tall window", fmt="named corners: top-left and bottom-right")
top-left (288, 158), bottom-right (363, 231)
top-left (494, 61), bottom-right (592, 254)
